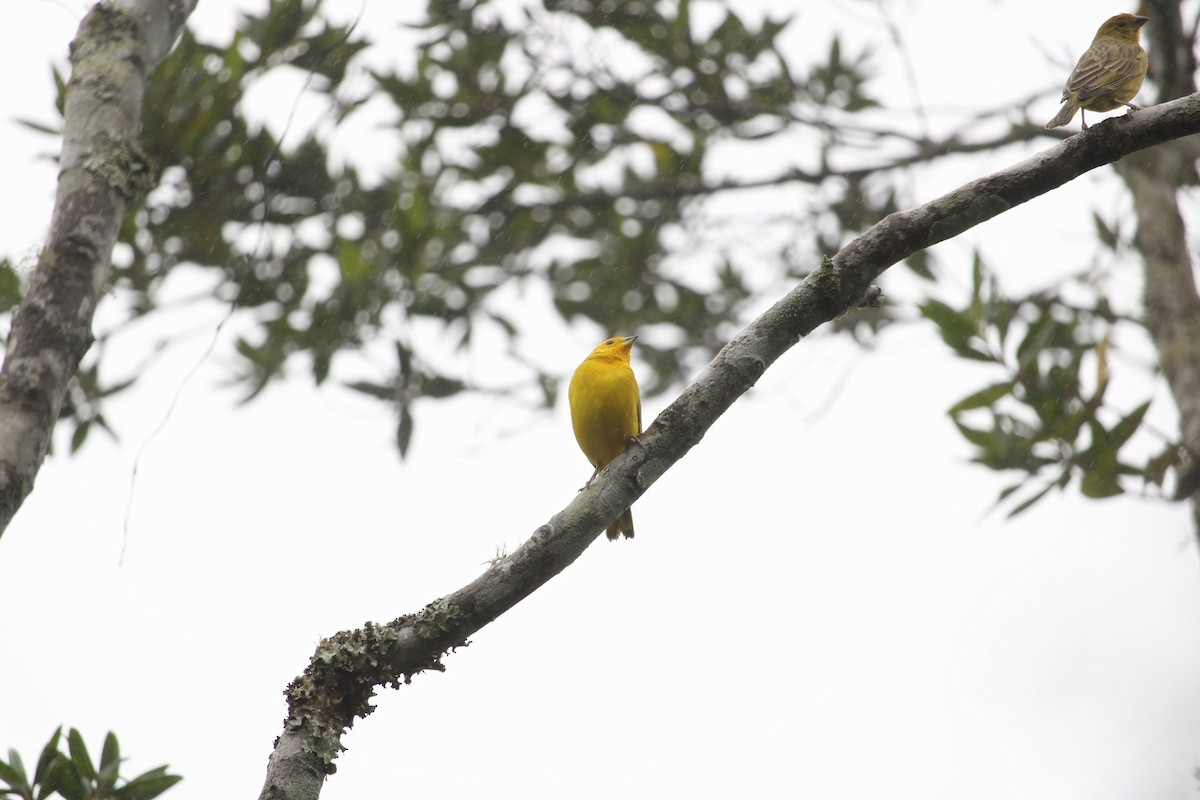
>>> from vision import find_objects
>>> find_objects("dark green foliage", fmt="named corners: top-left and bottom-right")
top-left (21, 0), bottom-right (905, 456)
top-left (924, 254), bottom-right (1180, 516)
top-left (17, 0), bottom-right (1172, 515)
top-left (0, 260), bottom-right (23, 314)
top-left (0, 728), bottom-right (180, 800)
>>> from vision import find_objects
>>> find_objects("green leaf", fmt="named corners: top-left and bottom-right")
top-left (1115, 461), bottom-right (1142, 477)
top-left (97, 377), bottom-right (137, 399)
top-left (0, 260), bottom-right (23, 313)
top-left (1092, 211), bottom-right (1119, 250)
top-left (970, 251), bottom-right (984, 297)
top-left (35, 759), bottom-right (65, 800)
top-left (32, 729), bottom-right (62, 786)
top-left (1006, 478), bottom-right (1060, 517)
top-left (953, 419), bottom-right (994, 449)
top-left (112, 768), bottom-right (182, 800)
top-left (420, 375), bottom-right (466, 400)
top-left (396, 405), bottom-right (414, 459)
top-left (65, 730), bottom-right (95, 781)
top-left (952, 346), bottom-right (999, 363)
top-left (4, 752), bottom-right (26, 785)
top-left (52, 65), bottom-right (67, 115)
top-left (1080, 466), bottom-right (1122, 498)
top-left (0, 755), bottom-right (28, 793)
top-left (948, 381), bottom-right (1013, 415)
top-left (312, 349), bottom-right (331, 385)
top-left (1106, 400), bottom-right (1151, 452)
top-left (1144, 445), bottom-right (1182, 488)
top-left (904, 249), bottom-right (935, 280)
top-left (345, 381), bottom-right (397, 401)
top-left (996, 482), bottom-right (1025, 503)
top-left (51, 762), bottom-right (84, 800)
top-left (70, 421), bottom-right (90, 454)
top-left (990, 295), bottom-right (1013, 345)
top-left (919, 300), bottom-right (990, 360)
top-left (14, 117), bottom-right (60, 136)
top-left (98, 732), bottom-right (121, 788)
top-left (1015, 312), bottom-right (1054, 367)
top-left (395, 342), bottom-right (412, 377)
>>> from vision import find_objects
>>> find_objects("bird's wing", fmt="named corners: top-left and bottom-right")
top-left (1069, 42), bottom-right (1142, 100)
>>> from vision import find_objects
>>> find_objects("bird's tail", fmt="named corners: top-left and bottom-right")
top-left (606, 507), bottom-right (634, 540)
top-left (1045, 100), bottom-right (1078, 129)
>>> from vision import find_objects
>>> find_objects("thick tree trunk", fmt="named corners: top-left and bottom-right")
top-left (0, 0), bottom-right (194, 536)
top-left (1115, 0), bottom-right (1200, 537)
top-left (1116, 148), bottom-right (1200, 535)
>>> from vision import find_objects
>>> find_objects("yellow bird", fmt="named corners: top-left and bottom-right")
top-left (1046, 13), bottom-right (1149, 130)
top-left (568, 335), bottom-right (642, 540)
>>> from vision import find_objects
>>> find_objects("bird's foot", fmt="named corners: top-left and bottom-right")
top-left (579, 467), bottom-right (602, 491)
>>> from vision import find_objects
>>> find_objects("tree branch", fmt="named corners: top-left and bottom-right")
top-left (258, 93), bottom-right (1200, 800)
top-left (0, 0), bottom-right (196, 537)
top-left (508, 124), bottom-right (1067, 215)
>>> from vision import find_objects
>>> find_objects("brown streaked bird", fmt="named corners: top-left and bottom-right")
top-left (1046, 13), bottom-right (1149, 130)
top-left (568, 335), bottom-right (641, 540)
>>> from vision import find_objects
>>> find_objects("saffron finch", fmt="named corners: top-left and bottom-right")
top-left (568, 335), bottom-right (641, 540)
top-left (1046, 13), bottom-right (1149, 130)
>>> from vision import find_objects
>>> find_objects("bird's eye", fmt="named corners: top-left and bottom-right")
top-left (1117, 21), bottom-right (1127, 27)
top-left (605, 339), bottom-right (614, 346)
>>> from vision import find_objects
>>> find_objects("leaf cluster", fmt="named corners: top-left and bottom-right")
top-left (0, 728), bottom-right (180, 800)
top-left (18, 0), bottom-right (1176, 519)
top-left (22, 0), bottom-right (904, 455)
top-left (923, 254), bottom-right (1183, 516)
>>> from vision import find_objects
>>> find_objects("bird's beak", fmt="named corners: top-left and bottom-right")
top-left (1134, 15), bottom-right (1149, 28)
top-left (622, 335), bottom-right (638, 350)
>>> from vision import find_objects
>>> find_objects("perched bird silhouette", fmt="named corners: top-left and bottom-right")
top-left (1046, 13), bottom-right (1149, 130)
top-left (568, 335), bottom-right (641, 540)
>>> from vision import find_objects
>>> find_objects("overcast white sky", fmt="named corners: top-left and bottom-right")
top-left (2, 2), bottom-right (1199, 799)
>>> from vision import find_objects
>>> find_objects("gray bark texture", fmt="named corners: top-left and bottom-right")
top-left (1114, 0), bottom-right (1200, 534)
top-left (0, 0), bottom-right (196, 537)
top-left (258, 94), bottom-right (1200, 800)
